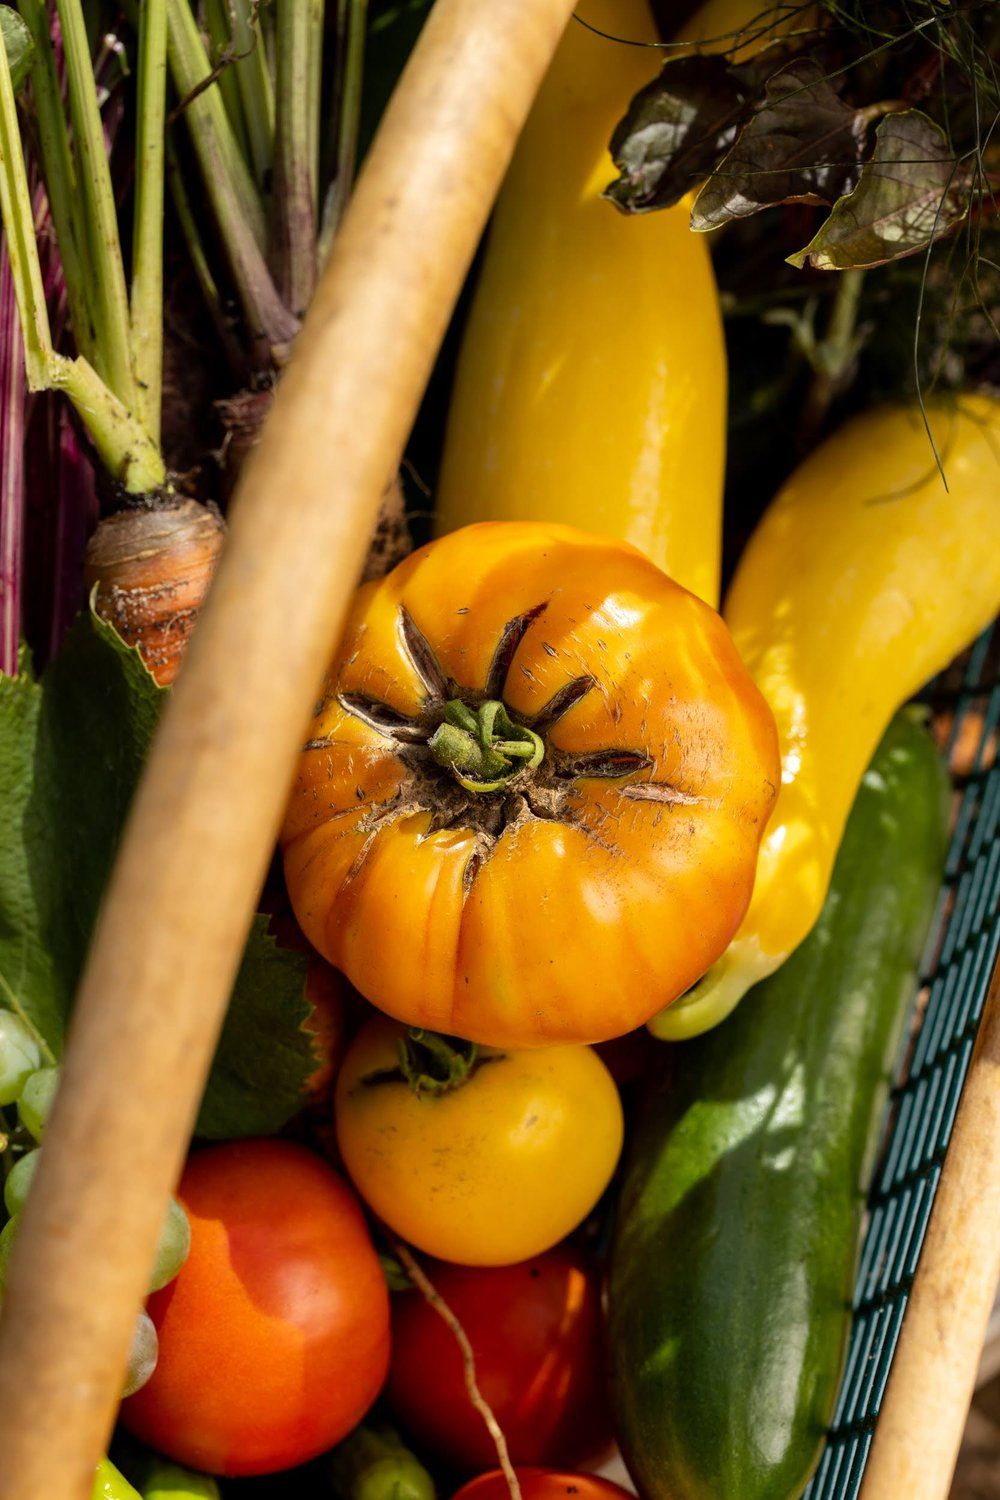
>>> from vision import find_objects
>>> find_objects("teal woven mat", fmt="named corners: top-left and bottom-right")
top-left (806, 623), bottom-right (1000, 1499)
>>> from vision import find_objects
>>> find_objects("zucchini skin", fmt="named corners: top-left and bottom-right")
top-left (608, 710), bottom-right (949, 1500)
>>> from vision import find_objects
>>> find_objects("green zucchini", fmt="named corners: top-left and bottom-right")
top-left (608, 709), bottom-right (949, 1500)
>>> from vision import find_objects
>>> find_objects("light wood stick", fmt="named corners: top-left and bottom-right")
top-left (0, 3), bottom-right (575, 1493)
top-left (860, 965), bottom-right (1000, 1500)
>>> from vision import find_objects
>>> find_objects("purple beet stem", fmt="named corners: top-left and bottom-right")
top-left (0, 236), bottom-right (26, 678)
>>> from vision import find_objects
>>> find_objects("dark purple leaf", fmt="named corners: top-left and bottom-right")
top-left (692, 59), bottom-right (868, 230)
top-left (787, 110), bottom-right (970, 271)
top-left (604, 55), bottom-right (752, 214)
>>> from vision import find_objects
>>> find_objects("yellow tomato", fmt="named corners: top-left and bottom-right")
top-left (335, 1016), bottom-right (624, 1266)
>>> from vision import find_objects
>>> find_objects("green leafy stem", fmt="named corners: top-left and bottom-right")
top-left (0, 0), bottom-right (167, 491)
top-left (163, 0), bottom-right (370, 373)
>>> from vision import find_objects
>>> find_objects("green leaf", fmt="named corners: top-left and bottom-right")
top-left (692, 59), bottom-right (866, 231)
top-left (0, 669), bottom-right (59, 1056)
top-left (0, 7), bottom-right (35, 93)
top-left (0, 608), bottom-right (318, 1132)
top-left (787, 110), bottom-right (970, 272)
top-left (195, 916), bottom-right (311, 1139)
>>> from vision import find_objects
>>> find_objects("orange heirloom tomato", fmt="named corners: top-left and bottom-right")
top-left (282, 523), bottom-right (778, 1048)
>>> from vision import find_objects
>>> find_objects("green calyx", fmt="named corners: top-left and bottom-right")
top-left (427, 698), bottom-right (543, 794)
top-left (398, 1028), bottom-right (479, 1098)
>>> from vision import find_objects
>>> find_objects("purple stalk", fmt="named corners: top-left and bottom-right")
top-left (0, 232), bottom-right (26, 677)
top-left (17, 177), bottom-right (98, 669)
top-left (48, 404), bottom-right (96, 657)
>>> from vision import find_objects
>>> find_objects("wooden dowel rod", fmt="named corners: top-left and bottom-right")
top-left (860, 964), bottom-right (1000, 1500)
top-left (0, 3), bottom-right (576, 1493)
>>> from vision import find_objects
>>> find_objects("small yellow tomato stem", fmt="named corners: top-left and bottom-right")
top-left (398, 1028), bottom-right (479, 1098)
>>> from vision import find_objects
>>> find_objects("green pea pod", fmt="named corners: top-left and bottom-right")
top-left (140, 1460), bottom-right (220, 1500)
top-left (329, 1421), bottom-right (436, 1500)
top-left (92, 1459), bottom-right (141, 1500)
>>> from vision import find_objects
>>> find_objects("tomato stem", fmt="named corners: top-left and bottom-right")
top-left (397, 1029), bottom-right (479, 1098)
top-left (427, 698), bottom-right (543, 794)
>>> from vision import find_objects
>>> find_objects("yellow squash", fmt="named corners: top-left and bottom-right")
top-left (436, 0), bottom-right (727, 606)
top-left (652, 395), bottom-right (1000, 1039)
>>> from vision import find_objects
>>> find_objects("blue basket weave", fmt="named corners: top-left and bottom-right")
top-left (806, 622), bottom-right (1000, 1500)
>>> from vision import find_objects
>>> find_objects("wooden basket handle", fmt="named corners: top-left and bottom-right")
top-left (860, 964), bottom-right (1000, 1500)
top-left (0, 3), bottom-right (576, 1493)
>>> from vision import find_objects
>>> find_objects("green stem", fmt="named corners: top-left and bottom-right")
top-left (0, 23), bottom-right (53, 389)
top-left (165, 135), bottom-right (244, 372)
top-left (54, 354), bottom-right (166, 492)
top-left (319, 0), bottom-right (367, 258)
top-left (306, 0), bottom-right (324, 215)
top-left (229, 0), bottom-right (274, 193)
top-left (799, 267), bottom-right (865, 448)
top-left (428, 698), bottom-right (544, 794)
top-left (167, 0), bottom-right (266, 246)
top-left (15, 0), bottom-right (96, 367)
top-left (0, 32), bottom-right (163, 492)
top-left (167, 0), bottom-right (298, 363)
top-left (270, 0), bottom-right (322, 316)
top-left (203, 0), bottom-right (253, 167)
top-left (131, 0), bottom-right (168, 444)
top-left (55, 0), bottom-right (137, 408)
top-left (398, 1029), bottom-right (480, 1098)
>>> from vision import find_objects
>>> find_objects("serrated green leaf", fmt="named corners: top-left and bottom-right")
top-left (0, 610), bottom-right (318, 1134)
top-left (788, 110), bottom-right (970, 271)
top-left (0, 669), bottom-right (59, 1057)
top-left (0, 7), bottom-right (35, 93)
top-left (195, 916), bottom-right (312, 1139)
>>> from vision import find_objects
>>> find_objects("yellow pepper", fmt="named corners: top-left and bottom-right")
top-left (652, 395), bottom-right (1000, 1040)
top-left (436, 0), bottom-right (726, 606)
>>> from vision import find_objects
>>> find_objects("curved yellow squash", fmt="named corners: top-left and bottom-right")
top-left (436, 0), bottom-right (727, 606)
top-left (653, 396), bottom-right (1000, 1039)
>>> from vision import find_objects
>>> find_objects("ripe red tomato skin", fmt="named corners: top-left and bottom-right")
top-left (122, 1139), bottom-right (390, 1476)
top-left (452, 1470), bottom-right (633, 1500)
top-left (387, 1249), bottom-right (612, 1471)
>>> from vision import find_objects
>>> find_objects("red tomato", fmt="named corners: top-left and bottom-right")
top-left (453, 1471), bottom-right (633, 1500)
top-left (387, 1249), bottom-right (612, 1471)
top-left (122, 1140), bottom-right (390, 1475)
